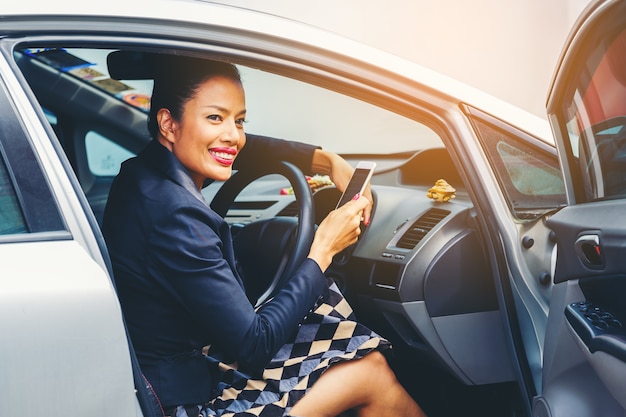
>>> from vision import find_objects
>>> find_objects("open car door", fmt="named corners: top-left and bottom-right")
top-left (537, 0), bottom-right (626, 415)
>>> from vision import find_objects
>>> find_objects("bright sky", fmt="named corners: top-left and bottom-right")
top-left (219, 0), bottom-right (591, 118)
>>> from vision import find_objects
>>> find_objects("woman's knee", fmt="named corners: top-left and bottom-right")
top-left (359, 351), bottom-right (397, 384)
top-left (360, 350), bottom-right (384, 369)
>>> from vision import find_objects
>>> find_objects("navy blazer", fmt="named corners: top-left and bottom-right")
top-left (102, 137), bottom-right (329, 408)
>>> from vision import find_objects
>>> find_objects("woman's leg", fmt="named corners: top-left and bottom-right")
top-left (289, 351), bottom-right (427, 417)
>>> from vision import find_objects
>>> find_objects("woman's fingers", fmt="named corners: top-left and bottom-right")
top-left (308, 196), bottom-right (370, 271)
top-left (331, 196), bottom-right (368, 242)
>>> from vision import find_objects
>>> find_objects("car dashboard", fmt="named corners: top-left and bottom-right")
top-left (203, 148), bottom-right (513, 386)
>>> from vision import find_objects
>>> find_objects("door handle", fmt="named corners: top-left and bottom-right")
top-left (574, 234), bottom-right (604, 269)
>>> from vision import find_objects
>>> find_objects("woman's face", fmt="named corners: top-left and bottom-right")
top-left (164, 75), bottom-right (247, 188)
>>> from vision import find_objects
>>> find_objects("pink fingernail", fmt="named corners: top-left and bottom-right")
top-left (352, 193), bottom-right (360, 200)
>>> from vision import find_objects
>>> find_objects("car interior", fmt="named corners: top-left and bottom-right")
top-left (13, 44), bottom-right (566, 417)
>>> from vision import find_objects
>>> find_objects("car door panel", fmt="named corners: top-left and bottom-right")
top-left (535, 278), bottom-right (624, 417)
top-left (548, 201), bottom-right (626, 283)
top-left (538, 1), bottom-right (626, 415)
top-left (541, 200), bottom-right (626, 417)
top-left (0, 54), bottom-right (141, 416)
top-left (0, 240), bottom-right (139, 416)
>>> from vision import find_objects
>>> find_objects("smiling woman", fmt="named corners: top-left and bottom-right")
top-left (100, 52), bottom-right (427, 417)
top-left (147, 59), bottom-right (247, 186)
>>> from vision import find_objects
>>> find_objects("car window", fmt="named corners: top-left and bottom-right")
top-left (552, 26), bottom-right (626, 202)
top-left (21, 47), bottom-right (442, 157)
top-left (497, 141), bottom-right (564, 197)
top-left (238, 67), bottom-right (442, 154)
top-left (86, 131), bottom-right (135, 176)
top-left (470, 115), bottom-right (566, 220)
top-left (0, 154), bottom-right (27, 235)
top-left (0, 78), bottom-right (65, 235)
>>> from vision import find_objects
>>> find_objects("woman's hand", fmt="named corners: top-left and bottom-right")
top-left (307, 195), bottom-right (370, 271)
top-left (311, 149), bottom-right (373, 225)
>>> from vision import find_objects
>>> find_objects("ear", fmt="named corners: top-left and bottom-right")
top-left (156, 108), bottom-right (177, 145)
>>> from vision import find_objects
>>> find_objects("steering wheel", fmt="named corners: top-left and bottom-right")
top-left (210, 161), bottom-right (315, 307)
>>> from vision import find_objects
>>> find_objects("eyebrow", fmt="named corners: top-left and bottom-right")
top-left (205, 104), bottom-right (246, 116)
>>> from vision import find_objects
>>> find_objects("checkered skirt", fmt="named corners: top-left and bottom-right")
top-left (168, 280), bottom-right (390, 417)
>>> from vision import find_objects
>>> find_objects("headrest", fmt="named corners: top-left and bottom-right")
top-left (107, 50), bottom-right (160, 80)
top-left (107, 50), bottom-right (232, 81)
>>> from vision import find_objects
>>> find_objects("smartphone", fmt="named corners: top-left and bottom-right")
top-left (335, 161), bottom-right (376, 209)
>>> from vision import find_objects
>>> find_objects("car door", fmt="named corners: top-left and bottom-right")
top-left (536, 0), bottom-right (626, 416)
top-left (0, 46), bottom-right (141, 416)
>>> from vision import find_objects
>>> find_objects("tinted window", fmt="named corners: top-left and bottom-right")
top-left (497, 141), bottom-right (565, 196)
top-left (0, 154), bottom-right (27, 235)
top-left (471, 116), bottom-right (566, 220)
top-left (0, 77), bottom-right (65, 234)
top-left (552, 25), bottom-right (626, 201)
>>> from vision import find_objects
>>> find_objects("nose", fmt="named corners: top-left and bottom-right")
top-left (221, 118), bottom-right (241, 144)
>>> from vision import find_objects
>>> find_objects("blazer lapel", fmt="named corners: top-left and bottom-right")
top-left (138, 140), bottom-right (245, 288)
top-left (140, 140), bottom-right (208, 206)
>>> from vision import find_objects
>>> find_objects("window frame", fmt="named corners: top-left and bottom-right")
top-left (0, 75), bottom-right (66, 237)
top-left (464, 105), bottom-right (567, 221)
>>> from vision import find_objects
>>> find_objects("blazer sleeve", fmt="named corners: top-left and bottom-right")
top-left (234, 134), bottom-right (320, 174)
top-left (147, 201), bottom-right (328, 371)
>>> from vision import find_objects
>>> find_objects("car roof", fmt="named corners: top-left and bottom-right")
top-left (2, 0), bottom-right (552, 143)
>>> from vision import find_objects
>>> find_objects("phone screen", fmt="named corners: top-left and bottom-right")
top-left (336, 167), bottom-right (372, 208)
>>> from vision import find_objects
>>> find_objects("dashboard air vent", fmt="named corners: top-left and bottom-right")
top-left (395, 208), bottom-right (450, 249)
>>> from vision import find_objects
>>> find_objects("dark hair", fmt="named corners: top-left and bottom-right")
top-left (147, 58), bottom-right (241, 139)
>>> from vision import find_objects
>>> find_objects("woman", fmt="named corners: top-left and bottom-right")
top-left (103, 56), bottom-right (425, 417)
